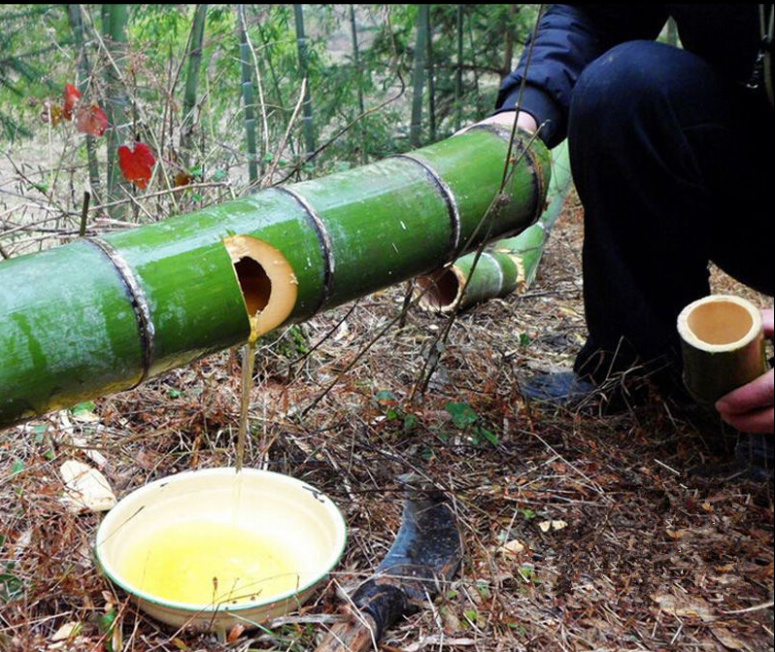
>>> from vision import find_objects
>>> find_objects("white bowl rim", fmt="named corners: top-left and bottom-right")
top-left (94, 466), bottom-right (348, 614)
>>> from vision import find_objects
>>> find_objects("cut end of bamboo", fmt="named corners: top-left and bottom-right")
top-left (677, 295), bottom-right (762, 353)
top-left (223, 235), bottom-right (298, 341)
top-left (415, 266), bottom-right (466, 313)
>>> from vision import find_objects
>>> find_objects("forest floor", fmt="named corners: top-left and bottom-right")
top-left (1, 171), bottom-right (773, 652)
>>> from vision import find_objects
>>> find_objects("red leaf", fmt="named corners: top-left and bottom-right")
top-left (76, 105), bottom-right (109, 138)
top-left (63, 84), bottom-right (82, 120)
top-left (118, 142), bottom-right (156, 190)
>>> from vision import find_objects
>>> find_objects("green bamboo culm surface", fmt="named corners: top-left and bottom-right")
top-left (0, 127), bottom-right (550, 429)
top-left (416, 139), bottom-right (571, 312)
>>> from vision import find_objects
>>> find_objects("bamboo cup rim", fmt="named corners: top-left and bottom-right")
top-left (677, 294), bottom-right (762, 354)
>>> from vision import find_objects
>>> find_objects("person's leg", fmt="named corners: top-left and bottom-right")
top-left (567, 40), bottom-right (774, 390)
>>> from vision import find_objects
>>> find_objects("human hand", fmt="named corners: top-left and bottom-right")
top-left (715, 309), bottom-right (774, 434)
top-left (456, 110), bottom-right (538, 136)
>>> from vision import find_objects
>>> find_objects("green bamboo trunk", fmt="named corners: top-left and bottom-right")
top-left (0, 127), bottom-right (550, 429)
top-left (416, 140), bottom-right (571, 312)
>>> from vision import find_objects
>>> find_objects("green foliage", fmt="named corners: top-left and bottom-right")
top-left (0, 5), bottom-right (71, 139)
top-left (0, 536), bottom-right (24, 604)
top-left (374, 390), bottom-right (419, 436)
top-left (517, 562), bottom-right (541, 584)
top-left (0, 4), bottom-right (542, 192)
top-left (259, 324), bottom-right (310, 361)
top-left (444, 401), bottom-right (499, 447)
top-left (0, 565), bottom-right (24, 603)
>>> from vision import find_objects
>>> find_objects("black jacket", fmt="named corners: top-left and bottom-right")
top-left (497, 4), bottom-right (769, 148)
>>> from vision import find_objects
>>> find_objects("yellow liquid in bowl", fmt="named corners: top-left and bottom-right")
top-left (119, 520), bottom-right (301, 606)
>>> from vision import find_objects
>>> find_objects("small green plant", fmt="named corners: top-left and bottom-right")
top-left (374, 390), bottom-right (419, 436)
top-left (507, 621), bottom-right (528, 636)
top-left (518, 507), bottom-right (537, 520)
top-left (444, 401), bottom-right (499, 447)
top-left (475, 580), bottom-right (491, 598)
top-left (0, 537), bottom-right (24, 604)
top-left (259, 324), bottom-right (310, 360)
top-left (517, 563), bottom-right (541, 585)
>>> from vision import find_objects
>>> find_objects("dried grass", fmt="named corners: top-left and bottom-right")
top-left (1, 190), bottom-right (773, 652)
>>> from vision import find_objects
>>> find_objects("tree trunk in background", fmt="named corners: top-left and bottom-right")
top-left (349, 5), bottom-right (367, 164)
top-left (409, 4), bottom-right (429, 148)
top-left (237, 4), bottom-right (258, 184)
top-left (455, 5), bottom-right (464, 132)
top-left (502, 7), bottom-right (515, 81)
top-left (427, 7), bottom-right (436, 143)
top-left (101, 4), bottom-right (130, 218)
top-left (293, 4), bottom-right (315, 163)
top-left (466, 11), bottom-right (482, 115)
top-left (180, 4), bottom-right (208, 169)
top-left (67, 4), bottom-right (102, 209)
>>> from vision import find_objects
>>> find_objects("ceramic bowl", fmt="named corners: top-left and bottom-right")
top-left (94, 467), bottom-right (347, 632)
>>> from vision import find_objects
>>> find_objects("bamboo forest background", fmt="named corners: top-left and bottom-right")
top-left (0, 4), bottom-right (539, 242)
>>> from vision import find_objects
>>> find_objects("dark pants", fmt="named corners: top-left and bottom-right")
top-left (567, 41), bottom-right (774, 389)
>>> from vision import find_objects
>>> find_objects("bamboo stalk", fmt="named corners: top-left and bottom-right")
top-left (416, 139), bottom-right (571, 312)
top-left (409, 4), bottom-right (430, 148)
top-left (179, 4), bottom-right (208, 167)
top-left (426, 6), bottom-right (436, 143)
top-left (455, 5), bottom-right (464, 132)
top-left (67, 4), bottom-right (103, 206)
top-left (102, 4), bottom-right (131, 216)
top-left (677, 295), bottom-right (767, 403)
top-left (293, 4), bottom-right (315, 162)
top-left (237, 4), bottom-right (258, 184)
top-left (348, 5), bottom-right (367, 165)
top-left (0, 126), bottom-right (550, 429)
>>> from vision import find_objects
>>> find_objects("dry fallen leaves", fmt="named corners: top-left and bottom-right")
top-left (59, 460), bottom-right (117, 513)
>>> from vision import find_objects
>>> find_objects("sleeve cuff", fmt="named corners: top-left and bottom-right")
top-left (494, 85), bottom-right (565, 148)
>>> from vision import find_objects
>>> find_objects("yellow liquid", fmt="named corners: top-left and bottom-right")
top-left (120, 520), bottom-right (300, 606)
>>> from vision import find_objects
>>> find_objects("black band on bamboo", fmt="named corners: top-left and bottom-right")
top-left (522, 142), bottom-right (547, 225)
top-left (392, 154), bottom-right (462, 257)
top-left (274, 186), bottom-right (335, 312)
top-left (86, 237), bottom-right (155, 385)
top-left (469, 124), bottom-right (547, 225)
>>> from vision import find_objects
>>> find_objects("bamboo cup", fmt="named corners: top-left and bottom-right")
top-left (677, 295), bottom-right (767, 403)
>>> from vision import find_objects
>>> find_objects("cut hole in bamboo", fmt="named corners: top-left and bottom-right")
top-left (677, 295), bottom-right (766, 402)
top-left (234, 256), bottom-right (271, 316)
top-left (416, 268), bottom-right (465, 312)
top-left (224, 235), bottom-right (298, 341)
